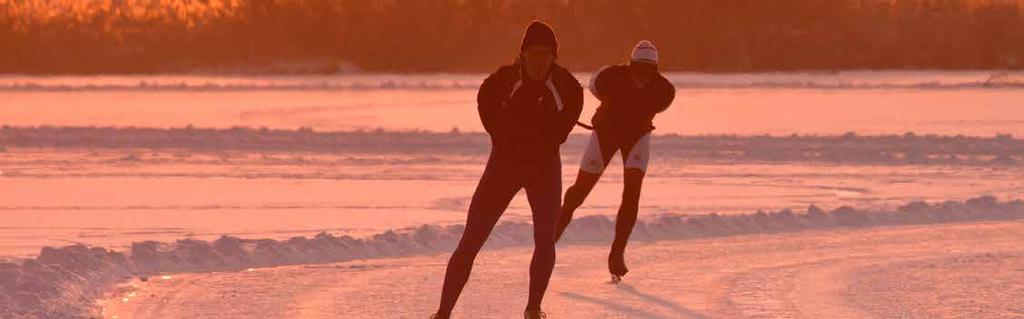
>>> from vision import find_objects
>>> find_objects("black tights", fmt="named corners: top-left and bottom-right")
top-left (558, 130), bottom-right (646, 249)
top-left (556, 167), bottom-right (645, 275)
top-left (437, 153), bottom-right (561, 316)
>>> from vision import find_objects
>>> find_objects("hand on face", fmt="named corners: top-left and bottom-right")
top-left (521, 46), bottom-right (555, 80)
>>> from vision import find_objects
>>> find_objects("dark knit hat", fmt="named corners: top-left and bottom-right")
top-left (520, 21), bottom-right (558, 56)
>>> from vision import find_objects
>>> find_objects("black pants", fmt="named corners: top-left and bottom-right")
top-left (437, 151), bottom-right (562, 314)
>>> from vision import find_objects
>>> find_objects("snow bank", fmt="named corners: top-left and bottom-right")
top-left (2, 196), bottom-right (1023, 318)
top-left (0, 246), bottom-right (132, 318)
top-left (576, 196), bottom-right (1024, 242)
top-left (2, 126), bottom-right (1021, 166)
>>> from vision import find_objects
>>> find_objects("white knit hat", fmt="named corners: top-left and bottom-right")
top-left (631, 40), bottom-right (659, 65)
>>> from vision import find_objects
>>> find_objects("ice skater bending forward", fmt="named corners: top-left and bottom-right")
top-left (556, 40), bottom-right (676, 283)
top-left (433, 21), bottom-right (583, 319)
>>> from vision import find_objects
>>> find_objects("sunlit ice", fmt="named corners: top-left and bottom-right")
top-left (1, 1), bottom-right (1023, 318)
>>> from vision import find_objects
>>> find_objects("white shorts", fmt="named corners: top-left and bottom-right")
top-left (579, 131), bottom-right (651, 174)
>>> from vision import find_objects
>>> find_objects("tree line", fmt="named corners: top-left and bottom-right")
top-left (1, 0), bottom-right (1022, 74)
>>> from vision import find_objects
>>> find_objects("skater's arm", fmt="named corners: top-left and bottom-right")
top-left (553, 77), bottom-right (584, 144)
top-left (477, 70), bottom-right (511, 140)
top-left (651, 76), bottom-right (675, 114)
top-left (589, 65), bottom-right (614, 102)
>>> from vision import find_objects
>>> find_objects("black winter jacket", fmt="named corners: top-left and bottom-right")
top-left (589, 65), bottom-right (675, 146)
top-left (477, 63), bottom-right (584, 161)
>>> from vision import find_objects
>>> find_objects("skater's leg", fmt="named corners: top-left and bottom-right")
top-left (557, 130), bottom-right (616, 241)
top-left (609, 168), bottom-right (644, 277)
top-left (524, 156), bottom-right (562, 311)
top-left (610, 133), bottom-right (650, 277)
top-left (555, 170), bottom-right (600, 241)
top-left (437, 157), bottom-right (520, 316)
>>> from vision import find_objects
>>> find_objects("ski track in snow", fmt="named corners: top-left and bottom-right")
top-left (100, 221), bottom-right (1024, 319)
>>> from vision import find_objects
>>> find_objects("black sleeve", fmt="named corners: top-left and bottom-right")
top-left (477, 71), bottom-right (509, 140)
top-left (652, 76), bottom-right (676, 114)
top-left (590, 66), bottom-right (615, 102)
top-left (553, 76), bottom-right (585, 145)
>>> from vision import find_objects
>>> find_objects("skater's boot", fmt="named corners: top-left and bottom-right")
top-left (524, 308), bottom-right (548, 319)
top-left (608, 250), bottom-right (629, 282)
top-left (430, 313), bottom-right (450, 319)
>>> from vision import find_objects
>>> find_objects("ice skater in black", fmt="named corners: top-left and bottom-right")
top-left (555, 40), bottom-right (676, 282)
top-left (433, 21), bottom-right (583, 319)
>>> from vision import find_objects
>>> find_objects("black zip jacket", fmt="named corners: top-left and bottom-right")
top-left (477, 63), bottom-right (584, 161)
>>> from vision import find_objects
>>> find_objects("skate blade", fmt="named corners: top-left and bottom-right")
top-left (609, 274), bottom-right (622, 284)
